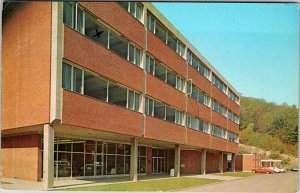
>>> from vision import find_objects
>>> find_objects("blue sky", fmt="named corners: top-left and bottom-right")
top-left (153, 3), bottom-right (299, 106)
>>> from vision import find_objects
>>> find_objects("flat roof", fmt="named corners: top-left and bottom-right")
top-left (143, 2), bottom-right (240, 97)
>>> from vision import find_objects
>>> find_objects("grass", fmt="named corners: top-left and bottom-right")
top-left (215, 172), bottom-right (259, 177)
top-left (58, 177), bottom-right (221, 191)
top-left (1, 181), bottom-right (12, 184)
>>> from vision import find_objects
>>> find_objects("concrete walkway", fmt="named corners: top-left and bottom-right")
top-left (183, 173), bottom-right (242, 181)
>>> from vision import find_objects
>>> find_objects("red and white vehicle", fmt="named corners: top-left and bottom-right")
top-left (251, 167), bottom-right (274, 174)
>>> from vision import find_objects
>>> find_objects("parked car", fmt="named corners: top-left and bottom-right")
top-left (268, 167), bottom-right (286, 173)
top-left (251, 167), bottom-right (274, 174)
top-left (291, 167), bottom-right (298, 172)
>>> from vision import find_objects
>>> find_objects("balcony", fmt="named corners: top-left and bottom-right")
top-left (144, 116), bottom-right (185, 144)
top-left (62, 90), bottom-right (143, 137)
top-left (63, 26), bottom-right (144, 92)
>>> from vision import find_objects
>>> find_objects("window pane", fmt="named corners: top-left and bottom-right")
top-left (63, 2), bottom-right (74, 28)
top-left (110, 32), bottom-right (128, 59)
top-left (116, 144), bottom-right (125, 155)
top-left (136, 4), bottom-right (143, 21)
top-left (145, 97), bottom-right (149, 115)
top-left (191, 116), bottom-right (198, 130)
top-left (166, 69), bottom-right (176, 87)
top-left (118, 2), bottom-right (128, 10)
top-left (191, 86), bottom-right (199, 101)
top-left (166, 106), bottom-right (175, 123)
top-left (85, 154), bottom-right (95, 176)
top-left (175, 110), bottom-right (182, 125)
top-left (107, 143), bottom-right (116, 154)
top-left (62, 63), bottom-right (72, 90)
top-left (128, 90), bottom-right (135, 110)
top-left (85, 14), bottom-right (108, 47)
top-left (129, 2), bottom-right (135, 16)
top-left (155, 22), bottom-right (167, 42)
top-left (135, 48), bottom-right (141, 66)
top-left (146, 56), bottom-right (155, 74)
top-left (84, 72), bottom-right (107, 101)
top-left (135, 92), bottom-right (140, 112)
top-left (73, 139), bottom-right (84, 152)
top-left (154, 101), bottom-right (165, 119)
top-left (108, 82), bottom-right (127, 108)
top-left (147, 14), bottom-right (155, 33)
top-left (107, 155), bottom-right (116, 175)
top-left (72, 153), bottom-right (84, 177)
top-left (176, 76), bottom-right (183, 91)
top-left (58, 138), bottom-right (72, 152)
top-left (129, 44), bottom-right (135, 63)
top-left (73, 67), bottom-right (82, 93)
top-left (76, 7), bottom-right (84, 33)
top-left (57, 152), bottom-right (71, 177)
top-left (155, 63), bottom-right (166, 82)
top-left (85, 140), bottom-right (95, 153)
top-left (167, 33), bottom-right (177, 51)
top-left (149, 98), bottom-right (154, 116)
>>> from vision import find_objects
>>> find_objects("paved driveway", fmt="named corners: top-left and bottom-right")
top-left (182, 172), bottom-right (298, 192)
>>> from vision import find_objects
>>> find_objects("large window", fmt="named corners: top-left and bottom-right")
top-left (62, 63), bottom-right (140, 112)
top-left (186, 114), bottom-right (210, 134)
top-left (146, 96), bottom-right (183, 126)
top-left (189, 84), bottom-right (211, 107)
top-left (212, 100), bottom-right (227, 116)
top-left (211, 125), bottom-right (226, 138)
top-left (229, 89), bottom-right (239, 104)
top-left (187, 50), bottom-right (209, 79)
top-left (63, 2), bottom-right (142, 68)
top-left (228, 110), bottom-right (239, 123)
top-left (118, 2), bottom-right (143, 22)
top-left (146, 54), bottom-right (184, 92)
top-left (228, 131), bottom-right (238, 142)
top-left (147, 12), bottom-right (186, 58)
top-left (212, 73), bottom-right (227, 94)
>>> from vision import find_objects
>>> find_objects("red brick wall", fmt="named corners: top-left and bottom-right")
top-left (228, 99), bottom-right (240, 115)
top-left (186, 129), bottom-right (210, 149)
top-left (211, 111), bottom-right (227, 129)
top-left (187, 98), bottom-right (211, 123)
top-left (210, 136), bottom-right (227, 152)
top-left (211, 85), bottom-right (228, 107)
top-left (2, 134), bottom-right (41, 181)
top-left (62, 90), bottom-right (142, 137)
top-left (228, 121), bottom-right (239, 134)
top-left (242, 154), bottom-right (254, 171)
top-left (147, 31), bottom-right (186, 78)
top-left (144, 116), bottom-right (185, 144)
top-left (64, 26), bottom-right (144, 92)
top-left (80, 2), bottom-right (144, 48)
top-left (227, 141), bottom-right (239, 153)
top-left (206, 152), bottom-right (220, 174)
top-left (235, 154), bottom-right (243, 171)
top-left (2, 2), bottom-right (51, 129)
top-left (146, 74), bottom-right (186, 111)
top-left (187, 65), bottom-right (211, 94)
top-left (180, 150), bottom-right (201, 174)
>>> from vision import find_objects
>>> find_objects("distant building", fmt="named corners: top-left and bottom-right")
top-left (2, 2), bottom-right (240, 188)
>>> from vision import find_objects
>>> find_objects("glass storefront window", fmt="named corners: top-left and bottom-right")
top-left (85, 140), bottom-right (96, 153)
top-left (73, 139), bottom-right (84, 152)
top-left (72, 153), bottom-right (84, 177)
top-left (58, 138), bottom-right (72, 152)
top-left (57, 152), bottom-right (71, 177)
top-left (85, 154), bottom-right (95, 176)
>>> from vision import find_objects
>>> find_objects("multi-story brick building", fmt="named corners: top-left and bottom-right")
top-left (2, 2), bottom-right (240, 188)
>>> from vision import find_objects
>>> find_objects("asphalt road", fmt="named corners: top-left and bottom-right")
top-left (183, 172), bottom-right (298, 192)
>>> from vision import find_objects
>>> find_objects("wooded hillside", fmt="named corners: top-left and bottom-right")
top-left (239, 96), bottom-right (298, 156)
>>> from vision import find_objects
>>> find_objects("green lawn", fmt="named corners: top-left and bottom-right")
top-left (215, 172), bottom-right (259, 177)
top-left (58, 177), bottom-right (221, 191)
top-left (1, 181), bottom-right (12, 184)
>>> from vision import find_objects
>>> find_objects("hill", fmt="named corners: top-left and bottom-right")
top-left (239, 96), bottom-right (298, 157)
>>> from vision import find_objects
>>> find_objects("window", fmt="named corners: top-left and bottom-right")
top-left (186, 114), bottom-right (191, 128)
top-left (108, 82), bottom-right (127, 108)
top-left (228, 110), bottom-right (239, 123)
top-left (175, 110), bottom-right (183, 125)
top-left (167, 33), bottom-right (177, 51)
top-left (147, 13), bottom-right (155, 33)
top-left (118, 2), bottom-right (143, 22)
top-left (76, 6), bottom-right (84, 33)
top-left (166, 69), bottom-right (176, 87)
top-left (73, 67), bottom-right (83, 93)
top-left (154, 101), bottom-right (165, 119)
top-left (191, 116), bottom-right (198, 130)
top-left (155, 22), bottom-right (167, 43)
top-left (228, 131), bottom-right (238, 142)
top-left (211, 125), bottom-right (225, 138)
top-left (212, 73), bottom-right (227, 93)
top-left (128, 44), bottom-right (141, 67)
top-left (155, 62), bottom-right (167, 82)
top-left (198, 120), bottom-right (209, 134)
top-left (145, 97), bottom-right (154, 116)
top-left (177, 41), bottom-right (185, 57)
top-left (110, 32), bottom-right (128, 59)
top-left (63, 2), bottom-right (75, 28)
top-left (187, 50), bottom-right (209, 78)
top-left (146, 55), bottom-right (155, 75)
top-left (212, 100), bottom-right (227, 116)
top-left (84, 72), bottom-right (107, 101)
top-left (85, 13), bottom-right (108, 47)
top-left (62, 63), bottom-right (72, 90)
top-left (166, 106), bottom-right (175, 123)
top-left (176, 76), bottom-right (184, 91)
top-left (128, 90), bottom-right (140, 112)
top-left (229, 89), bottom-right (239, 104)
